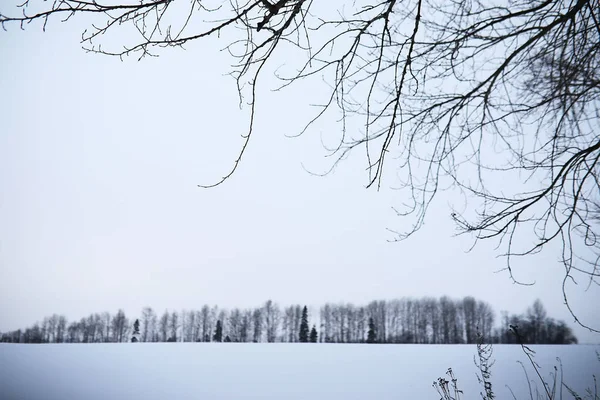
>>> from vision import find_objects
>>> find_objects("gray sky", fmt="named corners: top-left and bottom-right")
top-left (1, 10), bottom-right (599, 343)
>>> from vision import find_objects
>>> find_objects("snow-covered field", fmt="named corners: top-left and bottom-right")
top-left (1, 343), bottom-right (598, 399)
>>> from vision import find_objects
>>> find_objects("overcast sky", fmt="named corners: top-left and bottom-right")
top-left (1, 7), bottom-right (599, 343)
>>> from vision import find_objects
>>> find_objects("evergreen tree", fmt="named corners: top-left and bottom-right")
top-left (213, 320), bottom-right (223, 342)
top-left (309, 325), bottom-right (318, 343)
top-left (367, 318), bottom-right (377, 343)
top-left (299, 306), bottom-right (310, 343)
top-left (224, 335), bottom-right (231, 342)
top-left (131, 319), bottom-right (140, 343)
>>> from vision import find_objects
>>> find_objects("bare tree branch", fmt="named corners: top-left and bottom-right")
top-left (2, 0), bottom-right (599, 329)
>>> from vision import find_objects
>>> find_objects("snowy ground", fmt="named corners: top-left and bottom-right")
top-left (1, 343), bottom-right (598, 399)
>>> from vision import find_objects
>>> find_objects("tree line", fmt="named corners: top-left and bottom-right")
top-left (0, 297), bottom-right (576, 345)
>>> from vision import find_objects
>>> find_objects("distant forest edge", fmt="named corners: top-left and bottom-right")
top-left (1, 297), bottom-right (577, 345)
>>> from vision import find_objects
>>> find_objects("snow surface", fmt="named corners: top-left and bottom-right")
top-left (0, 343), bottom-right (598, 399)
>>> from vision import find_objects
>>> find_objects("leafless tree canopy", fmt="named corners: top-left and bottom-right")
top-left (2, 0), bottom-right (599, 328)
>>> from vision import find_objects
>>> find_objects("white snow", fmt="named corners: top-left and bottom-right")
top-left (1, 343), bottom-right (598, 399)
